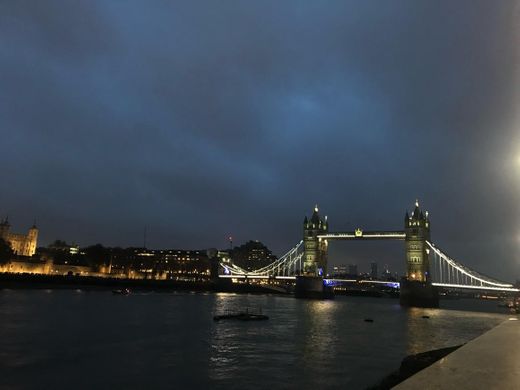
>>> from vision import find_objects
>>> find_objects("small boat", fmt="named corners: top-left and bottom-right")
top-left (213, 310), bottom-right (268, 322)
top-left (112, 288), bottom-right (130, 295)
top-left (364, 318), bottom-right (374, 323)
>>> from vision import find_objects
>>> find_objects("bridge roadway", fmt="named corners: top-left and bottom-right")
top-left (218, 275), bottom-right (520, 292)
top-left (394, 318), bottom-right (520, 390)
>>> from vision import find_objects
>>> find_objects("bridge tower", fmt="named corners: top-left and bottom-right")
top-left (400, 200), bottom-right (438, 307)
top-left (404, 200), bottom-right (430, 282)
top-left (303, 205), bottom-right (328, 276)
top-left (296, 205), bottom-right (332, 299)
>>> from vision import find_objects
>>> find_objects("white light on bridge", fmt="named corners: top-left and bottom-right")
top-left (432, 283), bottom-right (520, 292)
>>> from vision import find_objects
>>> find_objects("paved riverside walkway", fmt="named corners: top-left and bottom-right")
top-left (394, 317), bottom-right (520, 389)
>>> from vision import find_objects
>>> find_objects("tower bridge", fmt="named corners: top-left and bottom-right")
top-left (219, 201), bottom-right (518, 306)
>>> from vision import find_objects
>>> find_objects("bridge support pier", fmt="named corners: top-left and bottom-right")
top-left (399, 279), bottom-right (439, 308)
top-left (295, 276), bottom-right (334, 299)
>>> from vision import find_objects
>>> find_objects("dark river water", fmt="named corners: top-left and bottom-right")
top-left (0, 290), bottom-right (512, 389)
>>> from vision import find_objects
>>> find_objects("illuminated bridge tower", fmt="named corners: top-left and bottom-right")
top-left (404, 200), bottom-right (431, 282)
top-left (400, 200), bottom-right (439, 308)
top-left (303, 205), bottom-right (328, 276)
top-left (297, 205), bottom-right (332, 299)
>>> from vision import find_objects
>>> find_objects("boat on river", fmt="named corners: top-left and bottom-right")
top-left (112, 288), bottom-right (130, 295)
top-left (213, 310), bottom-right (268, 322)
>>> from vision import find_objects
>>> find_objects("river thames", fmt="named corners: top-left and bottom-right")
top-left (0, 290), bottom-right (512, 389)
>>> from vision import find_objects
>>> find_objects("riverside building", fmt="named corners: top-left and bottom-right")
top-left (0, 217), bottom-right (38, 257)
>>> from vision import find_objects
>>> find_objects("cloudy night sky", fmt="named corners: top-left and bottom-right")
top-left (1, 1), bottom-right (519, 279)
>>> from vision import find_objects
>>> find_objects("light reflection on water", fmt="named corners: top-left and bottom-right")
top-left (0, 290), bottom-right (512, 389)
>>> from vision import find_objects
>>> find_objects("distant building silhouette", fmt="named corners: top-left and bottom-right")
top-left (108, 248), bottom-right (211, 279)
top-left (381, 264), bottom-right (393, 280)
top-left (370, 262), bottom-right (378, 279)
top-left (0, 217), bottom-right (38, 257)
top-left (331, 264), bottom-right (358, 279)
top-left (332, 264), bottom-right (347, 277)
top-left (230, 240), bottom-right (277, 271)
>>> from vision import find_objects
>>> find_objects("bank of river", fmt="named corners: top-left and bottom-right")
top-left (0, 272), bottom-right (282, 294)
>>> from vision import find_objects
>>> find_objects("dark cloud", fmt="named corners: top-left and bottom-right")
top-left (1, 1), bottom-right (519, 279)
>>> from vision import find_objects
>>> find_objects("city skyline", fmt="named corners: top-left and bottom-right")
top-left (1, 1), bottom-right (519, 280)
top-left (0, 199), bottom-right (508, 280)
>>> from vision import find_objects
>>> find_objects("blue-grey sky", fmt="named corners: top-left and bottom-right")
top-left (1, 1), bottom-right (519, 279)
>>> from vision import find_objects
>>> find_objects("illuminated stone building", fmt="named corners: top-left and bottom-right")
top-left (0, 217), bottom-right (38, 257)
top-left (404, 200), bottom-right (431, 282)
top-left (0, 259), bottom-right (91, 276)
top-left (303, 205), bottom-right (328, 275)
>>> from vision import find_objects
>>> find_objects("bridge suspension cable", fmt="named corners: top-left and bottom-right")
top-left (220, 240), bottom-right (304, 277)
top-left (426, 241), bottom-right (516, 290)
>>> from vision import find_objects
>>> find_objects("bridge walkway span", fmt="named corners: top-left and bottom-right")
top-left (318, 231), bottom-right (406, 240)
